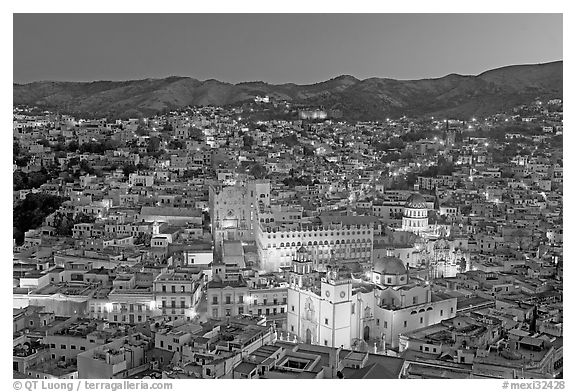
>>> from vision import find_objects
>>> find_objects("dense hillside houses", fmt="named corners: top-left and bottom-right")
top-left (13, 98), bottom-right (562, 379)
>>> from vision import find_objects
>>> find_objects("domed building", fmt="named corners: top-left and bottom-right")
top-left (371, 256), bottom-right (409, 286)
top-left (287, 251), bottom-right (457, 350)
top-left (402, 193), bottom-right (429, 233)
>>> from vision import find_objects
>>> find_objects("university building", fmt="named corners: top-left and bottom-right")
top-left (256, 215), bottom-right (377, 272)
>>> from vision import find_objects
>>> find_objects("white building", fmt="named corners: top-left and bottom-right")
top-left (287, 252), bottom-right (457, 349)
top-left (257, 215), bottom-right (376, 272)
top-left (209, 180), bottom-right (270, 247)
top-left (401, 194), bottom-right (429, 233)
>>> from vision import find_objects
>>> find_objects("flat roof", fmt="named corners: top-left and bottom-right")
top-left (234, 361), bottom-right (258, 375)
top-left (141, 206), bottom-right (201, 217)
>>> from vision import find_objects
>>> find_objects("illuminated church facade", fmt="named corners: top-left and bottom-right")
top-left (286, 248), bottom-right (457, 350)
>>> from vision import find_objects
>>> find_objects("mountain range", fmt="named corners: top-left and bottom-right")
top-left (13, 61), bottom-right (562, 120)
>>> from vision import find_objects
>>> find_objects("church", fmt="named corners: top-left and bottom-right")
top-left (402, 193), bottom-right (430, 233)
top-left (286, 247), bottom-right (457, 350)
top-left (396, 192), bottom-right (469, 278)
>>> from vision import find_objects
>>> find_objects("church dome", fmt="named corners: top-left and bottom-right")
top-left (405, 193), bottom-right (427, 209)
top-left (373, 256), bottom-right (407, 276)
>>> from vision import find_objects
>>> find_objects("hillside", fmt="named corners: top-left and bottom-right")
top-left (13, 61), bottom-right (562, 120)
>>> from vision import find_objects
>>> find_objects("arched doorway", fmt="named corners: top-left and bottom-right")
top-left (305, 328), bottom-right (312, 344)
top-left (363, 325), bottom-right (370, 341)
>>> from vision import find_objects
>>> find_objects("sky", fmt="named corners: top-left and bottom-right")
top-left (13, 13), bottom-right (562, 85)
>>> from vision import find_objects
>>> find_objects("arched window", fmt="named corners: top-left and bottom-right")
top-left (291, 242), bottom-right (296, 247)
top-left (280, 243), bottom-right (284, 247)
top-left (324, 240), bottom-right (328, 245)
top-left (335, 240), bottom-right (340, 245)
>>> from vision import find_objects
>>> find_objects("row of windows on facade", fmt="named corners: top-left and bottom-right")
top-left (374, 206), bottom-right (403, 211)
top-left (161, 309), bottom-right (191, 317)
top-left (268, 246), bottom-right (371, 256)
top-left (212, 307), bottom-right (284, 317)
top-left (212, 296), bottom-right (286, 305)
top-left (267, 239), bottom-right (372, 248)
top-left (259, 215), bottom-right (301, 223)
top-left (158, 340), bottom-right (183, 351)
top-left (404, 220), bottom-right (427, 227)
top-left (289, 304), bottom-right (454, 320)
top-left (160, 300), bottom-right (188, 308)
top-left (288, 313), bottom-right (446, 334)
top-left (91, 304), bottom-right (149, 313)
top-left (49, 343), bottom-right (86, 350)
top-left (161, 285), bottom-right (191, 293)
top-left (405, 210), bottom-right (427, 217)
top-left (111, 314), bottom-right (147, 322)
top-left (266, 230), bottom-right (371, 239)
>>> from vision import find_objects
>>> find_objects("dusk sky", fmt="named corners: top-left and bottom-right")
top-left (13, 13), bottom-right (562, 85)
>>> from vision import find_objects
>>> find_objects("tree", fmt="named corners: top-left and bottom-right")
top-left (122, 163), bottom-right (138, 177)
top-left (248, 163), bottom-right (267, 179)
top-left (66, 140), bottom-right (79, 152)
top-left (13, 194), bottom-right (65, 245)
top-left (79, 160), bottom-right (95, 174)
top-left (243, 135), bottom-right (255, 150)
top-left (189, 127), bottom-right (204, 140)
top-left (272, 134), bottom-right (299, 147)
top-left (388, 137), bottom-right (405, 149)
top-left (146, 136), bottom-right (161, 154)
top-left (134, 232), bottom-right (151, 245)
top-left (282, 176), bottom-right (313, 187)
top-left (135, 124), bottom-right (149, 136)
top-left (303, 145), bottom-right (315, 156)
top-left (13, 170), bottom-right (26, 191)
top-left (53, 211), bottom-right (73, 236)
top-left (37, 139), bottom-right (50, 147)
top-left (136, 162), bottom-right (150, 171)
top-left (15, 155), bottom-right (31, 167)
top-left (74, 212), bottom-right (96, 225)
top-left (168, 140), bottom-right (184, 150)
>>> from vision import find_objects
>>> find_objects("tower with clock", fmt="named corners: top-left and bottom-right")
top-left (321, 265), bottom-right (352, 304)
top-left (318, 265), bottom-right (353, 348)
